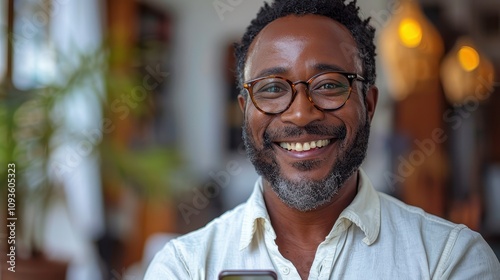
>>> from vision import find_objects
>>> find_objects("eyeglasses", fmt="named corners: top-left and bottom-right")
top-left (243, 71), bottom-right (365, 114)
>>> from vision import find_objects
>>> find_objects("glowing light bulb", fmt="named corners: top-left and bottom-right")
top-left (458, 46), bottom-right (480, 72)
top-left (398, 18), bottom-right (423, 48)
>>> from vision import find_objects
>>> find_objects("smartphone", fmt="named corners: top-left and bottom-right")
top-left (218, 270), bottom-right (278, 280)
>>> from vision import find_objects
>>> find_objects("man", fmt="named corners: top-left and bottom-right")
top-left (145, 0), bottom-right (500, 279)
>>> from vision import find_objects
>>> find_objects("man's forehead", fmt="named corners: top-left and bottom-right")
top-left (244, 14), bottom-right (362, 79)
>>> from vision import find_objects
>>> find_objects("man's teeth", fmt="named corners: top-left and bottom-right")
top-left (279, 139), bottom-right (330, 151)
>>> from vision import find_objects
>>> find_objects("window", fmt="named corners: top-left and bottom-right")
top-left (11, 0), bottom-right (55, 89)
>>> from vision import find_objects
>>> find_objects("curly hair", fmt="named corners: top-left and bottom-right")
top-left (234, 0), bottom-right (376, 98)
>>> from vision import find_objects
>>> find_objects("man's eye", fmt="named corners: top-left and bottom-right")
top-left (318, 82), bottom-right (343, 90)
top-left (259, 84), bottom-right (287, 93)
top-left (266, 86), bottom-right (283, 92)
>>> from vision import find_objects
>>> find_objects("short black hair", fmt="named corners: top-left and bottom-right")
top-left (235, 0), bottom-right (376, 97)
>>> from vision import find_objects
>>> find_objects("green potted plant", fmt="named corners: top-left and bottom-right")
top-left (1, 45), bottom-right (183, 279)
top-left (0, 49), bottom-right (106, 279)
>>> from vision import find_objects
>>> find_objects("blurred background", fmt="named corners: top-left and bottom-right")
top-left (0, 0), bottom-right (499, 279)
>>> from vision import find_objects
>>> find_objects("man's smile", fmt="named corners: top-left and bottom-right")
top-left (278, 139), bottom-right (331, 152)
top-left (264, 123), bottom-right (345, 150)
top-left (272, 137), bottom-right (338, 161)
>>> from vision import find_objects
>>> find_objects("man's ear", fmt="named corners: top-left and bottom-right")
top-left (238, 94), bottom-right (246, 114)
top-left (365, 85), bottom-right (378, 122)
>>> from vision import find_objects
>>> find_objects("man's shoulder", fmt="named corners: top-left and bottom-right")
top-left (377, 191), bottom-right (460, 231)
top-left (373, 191), bottom-right (500, 278)
top-left (358, 170), bottom-right (499, 275)
top-left (375, 190), bottom-right (476, 248)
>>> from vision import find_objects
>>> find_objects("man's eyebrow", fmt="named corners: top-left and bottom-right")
top-left (253, 67), bottom-right (288, 79)
top-left (314, 63), bottom-right (347, 72)
top-left (251, 64), bottom-right (348, 80)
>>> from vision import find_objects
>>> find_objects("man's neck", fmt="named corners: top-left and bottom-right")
top-left (262, 171), bottom-right (359, 279)
top-left (263, 170), bottom-right (359, 245)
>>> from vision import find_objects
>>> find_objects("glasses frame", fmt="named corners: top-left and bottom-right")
top-left (243, 71), bottom-right (365, 115)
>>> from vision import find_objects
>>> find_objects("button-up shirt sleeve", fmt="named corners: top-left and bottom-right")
top-left (144, 239), bottom-right (190, 279)
top-left (436, 226), bottom-right (500, 279)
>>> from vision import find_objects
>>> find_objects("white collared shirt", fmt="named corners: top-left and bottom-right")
top-left (145, 169), bottom-right (500, 279)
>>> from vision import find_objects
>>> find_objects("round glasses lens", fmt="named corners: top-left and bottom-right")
top-left (309, 72), bottom-right (351, 110)
top-left (252, 78), bottom-right (292, 113)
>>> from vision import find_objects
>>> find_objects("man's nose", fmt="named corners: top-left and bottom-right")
top-left (280, 84), bottom-right (324, 127)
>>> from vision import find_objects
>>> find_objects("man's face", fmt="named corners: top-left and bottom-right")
top-left (239, 15), bottom-right (377, 211)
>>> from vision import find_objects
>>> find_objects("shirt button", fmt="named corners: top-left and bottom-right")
top-left (281, 266), bottom-right (290, 275)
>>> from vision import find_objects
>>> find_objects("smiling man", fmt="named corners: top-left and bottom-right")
top-left (145, 0), bottom-right (500, 279)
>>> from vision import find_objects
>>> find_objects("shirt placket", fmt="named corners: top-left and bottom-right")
top-left (263, 223), bottom-right (302, 279)
top-left (311, 220), bottom-right (351, 280)
top-left (262, 219), bottom-right (352, 280)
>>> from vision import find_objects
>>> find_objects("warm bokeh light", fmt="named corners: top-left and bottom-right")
top-left (380, 0), bottom-right (444, 100)
top-left (398, 18), bottom-right (423, 48)
top-left (458, 46), bottom-right (480, 72)
top-left (440, 37), bottom-right (495, 104)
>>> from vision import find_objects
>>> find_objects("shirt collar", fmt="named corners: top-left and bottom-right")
top-left (336, 169), bottom-right (380, 245)
top-left (240, 176), bottom-right (272, 250)
top-left (239, 169), bottom-right (381, 250)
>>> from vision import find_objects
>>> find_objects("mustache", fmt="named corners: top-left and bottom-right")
top-left (263, 123), bottom-right (347, 147)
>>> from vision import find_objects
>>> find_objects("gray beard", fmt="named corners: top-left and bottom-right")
top-left (242, 117), bottom-right (370, 212)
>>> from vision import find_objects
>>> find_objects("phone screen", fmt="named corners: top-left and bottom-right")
top-left (218, 270), bottom-right (277, 280)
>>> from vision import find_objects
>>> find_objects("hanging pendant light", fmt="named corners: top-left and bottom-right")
top-left (440, 37), bottom-right (495, 105)
top-left (379, 0), bottom-right (444, 100)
